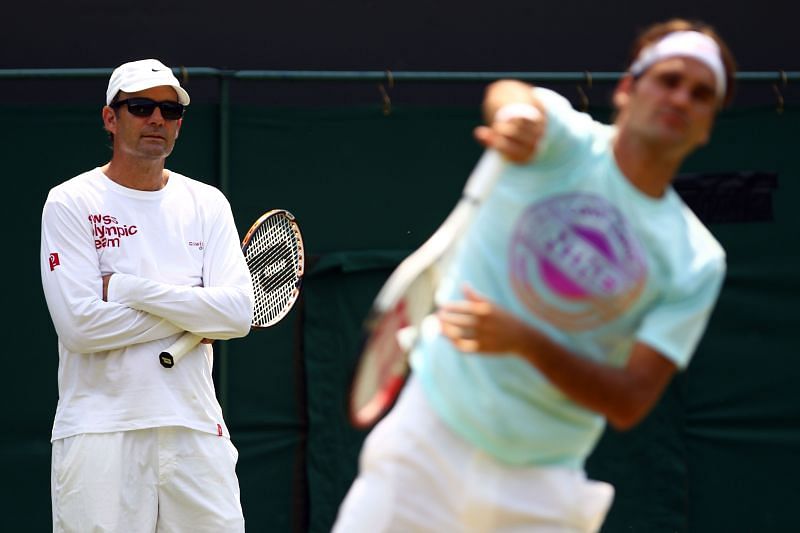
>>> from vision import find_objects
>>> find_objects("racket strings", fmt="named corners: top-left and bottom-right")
top-left (245, 215), bottom-right (303, 326)
top-left (247, 240), bottom-right (294, 289)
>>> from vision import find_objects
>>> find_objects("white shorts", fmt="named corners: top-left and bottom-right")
top-left (333, 377), bottom-right (614, 533)
top-left (51, 427), bottom-right (244, 533)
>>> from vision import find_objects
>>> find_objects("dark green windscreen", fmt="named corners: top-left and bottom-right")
top-left (5, 102), bottom-right (797, 532)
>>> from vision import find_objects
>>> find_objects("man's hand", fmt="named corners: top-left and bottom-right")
top-left (474, 107), bottom-right (546, 164)
top-left (438, 284), bottom-right (532, 354)
top-left (473, 80), bottom-right (547, 164)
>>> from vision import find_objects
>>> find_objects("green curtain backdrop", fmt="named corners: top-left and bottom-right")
top-left (3, 100), bottom-right (797, 532)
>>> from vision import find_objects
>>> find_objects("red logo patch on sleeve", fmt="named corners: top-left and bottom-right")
top-left (48, 253), bottom-right (60, 271)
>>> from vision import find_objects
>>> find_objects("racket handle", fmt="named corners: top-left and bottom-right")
top-left (462, 149), bottom-right (505, 202)
top-left (159, 332), bottom-right (204, 368)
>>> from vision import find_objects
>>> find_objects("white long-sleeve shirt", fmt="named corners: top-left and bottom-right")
top-left (40, 168), bottom-right (254, 441)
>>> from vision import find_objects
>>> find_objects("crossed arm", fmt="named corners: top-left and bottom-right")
top-left (102, 274), bottom-right (215, 345)
top-left (41, 196), bottom-right (252, 354)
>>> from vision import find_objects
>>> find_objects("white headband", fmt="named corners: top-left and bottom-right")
top-left (629, 31), bottom-right (726, 102)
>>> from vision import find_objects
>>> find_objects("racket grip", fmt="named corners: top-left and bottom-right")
top-left (462, 149), bottom-right (505, 201)
top-left (159, 332), bottom-right (204, 368)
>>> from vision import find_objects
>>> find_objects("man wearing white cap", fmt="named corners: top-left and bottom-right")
top-left (334, 19), bottom-right (737, 532)
top-left (41, 59), bottom-right (254, 532)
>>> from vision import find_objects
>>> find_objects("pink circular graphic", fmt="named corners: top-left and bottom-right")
top-left (509, 193), bottom-right (647, 330)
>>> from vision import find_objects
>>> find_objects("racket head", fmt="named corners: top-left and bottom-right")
top-left (348, 150), bottom-right (506, 429)
top-left (348, 264), bottom-right (438, 429)
top-left (241, 209), bottom-right (305, 328)
top-left (347, 189), bottom-right (476, 429)
top-left (349, 300), bottom-right (413, 429)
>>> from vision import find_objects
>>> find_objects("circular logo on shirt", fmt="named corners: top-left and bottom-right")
top-left (509, 193), bottom-right (647, 330)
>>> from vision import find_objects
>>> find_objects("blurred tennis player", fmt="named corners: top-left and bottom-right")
top-left (41, 59), bottom-right (254, 532)
top-left (334, 19), bottom-right (737, 532)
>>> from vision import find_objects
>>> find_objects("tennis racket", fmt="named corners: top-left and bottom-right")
top-left (348, 149), bottom-right (505, 428)
top-left (159, 209), bottom-right (305, 368)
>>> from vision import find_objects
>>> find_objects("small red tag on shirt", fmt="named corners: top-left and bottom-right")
top-left (217, 424), bottom-right (223, 436)
top-left (49, 253), bottom-right (60, 271)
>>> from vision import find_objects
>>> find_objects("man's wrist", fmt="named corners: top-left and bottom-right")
top-left (493, 102), bottom-right (542, 123)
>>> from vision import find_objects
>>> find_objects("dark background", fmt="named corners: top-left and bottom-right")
top-left (3, 1), bottom-right (796, 71)
top-left (2, 2), bottom-right (799, 532)
top-left (2, 1), bottom-right (797, 107)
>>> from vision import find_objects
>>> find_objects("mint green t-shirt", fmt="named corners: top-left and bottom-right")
top-left (410, 87), bottom-right (726, 469)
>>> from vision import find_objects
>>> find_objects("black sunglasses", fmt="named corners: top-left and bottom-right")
top-left (111, 98), bottom-right (185, 120)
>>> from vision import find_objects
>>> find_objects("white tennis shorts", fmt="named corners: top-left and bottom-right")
top-left (51, 426), bottom-right (244, 533)
top-left (333, 377), bottom-right (614, 533)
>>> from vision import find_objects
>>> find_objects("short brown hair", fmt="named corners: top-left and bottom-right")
top-left (628, 19), bottom-right (738, 107)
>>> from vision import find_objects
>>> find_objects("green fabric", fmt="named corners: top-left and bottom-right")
top-left (302, 259), bottom-right (393, 532)
top-left (4, 102), bottom-right (798, 532)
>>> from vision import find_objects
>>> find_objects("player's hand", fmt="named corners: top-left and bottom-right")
top-left (437, 284), bottom-right (532, 354)
top-left (474, 104), bottom-right (546, 164)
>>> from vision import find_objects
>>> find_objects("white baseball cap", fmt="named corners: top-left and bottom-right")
top-left (106, 59), bottom-right (190, 106)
